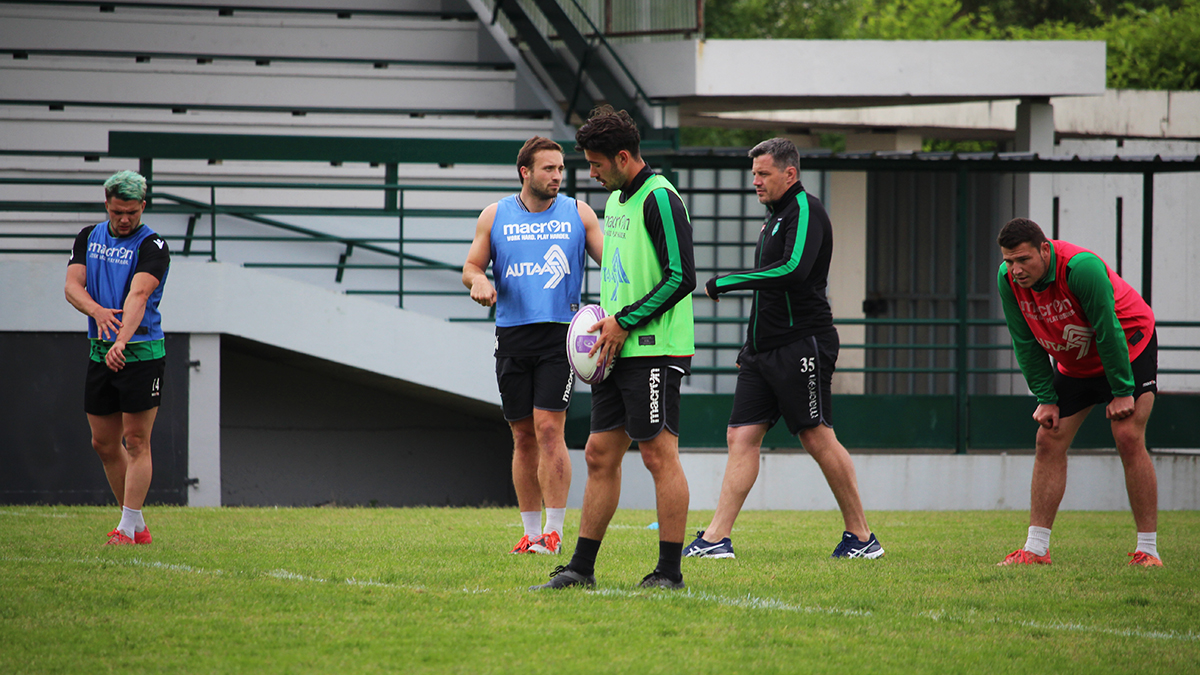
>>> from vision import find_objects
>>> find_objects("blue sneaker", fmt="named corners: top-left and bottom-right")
top-left (682, 530), bottom-right (736, 559)
top-left (831, 531), bottom-right (885, 559)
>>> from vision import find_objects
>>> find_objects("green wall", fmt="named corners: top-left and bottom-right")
top-left (565, 393), bottom-right (1199, 450)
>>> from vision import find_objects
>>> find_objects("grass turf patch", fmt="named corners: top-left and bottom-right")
top-left (1, 507), bottom-right (1196, 674)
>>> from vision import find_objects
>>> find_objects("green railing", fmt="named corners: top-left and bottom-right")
top-left (3, 172), bottom-right (1197, 451)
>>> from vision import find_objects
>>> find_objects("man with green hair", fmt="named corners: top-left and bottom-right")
top-left (65, 170), bottom-right (170, 545)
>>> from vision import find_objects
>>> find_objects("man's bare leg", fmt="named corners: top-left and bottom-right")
top-left (699, 424), bottom-right (768, 543)
top-left (798, 424), bottom-right (869, 541)
top-left (637, 431), bottom-right (690, 545)
top-left (1112, 393), bottom-right (1157, 533)
top-left (88, 412), bottom-right (128, 506)
top-left (119, 408), bottom-right (157, 511)
top-left (576, 429), bottom-right (630, 541)
top-left (509, 416), bottom-right (543, 513)
top-left (531, 408), bottom-right (571, 510)
top-left (1029, 408), bottom-right (1091, 530)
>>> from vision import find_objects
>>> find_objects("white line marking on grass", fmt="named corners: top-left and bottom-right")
top-left (0, 510), bottom-right (76, 518)
top-left (133, 558), bottom-right (225, 575)
top-left (919, 607), bottom-right (1199, 642)
top-left (7, 555), bottom-right (1195, 642)
top-left (591, 587), bottom-right (872, 618)
top-left (1016, 619), bottom-right (1199, 642)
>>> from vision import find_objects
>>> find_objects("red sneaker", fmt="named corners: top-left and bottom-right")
top-left (510, 534), bottom-right (536, 554)
top-left (529, 531), bottom-right (562, 555)
top-left (105, 531), bottom-right (135, 546)
top-left (1128, 551), bottom-right (1163, 567)
top-left (997, 549), bottom-right (1052, 566)
top-left (106, 527), bottom-right (152, 545)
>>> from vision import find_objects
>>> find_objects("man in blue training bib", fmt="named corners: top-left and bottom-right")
top-left (462, 137), bottom-right (603, 555)
top-left (65, 170), bottom-right (170, 546)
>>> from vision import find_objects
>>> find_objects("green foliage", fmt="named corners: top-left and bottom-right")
top-left (2, 506), bottom-right (1198, 674)
top-left (854, 0), bottom-right (994, 38)
top-left (923, 138), bottom-right (1000, 152)
top-left (962, 0), bottom-right (1184, 29)
top-left (818, 132), bottom-right (848, 152)
top-left (700, 0), bottom-right (1200, 90)
top-left (704, 0), bottom-right (867, 39)
top-left (1096, 2), bottom-right (1200, 89)
top-left (680, 126), bottom-right (777, 148)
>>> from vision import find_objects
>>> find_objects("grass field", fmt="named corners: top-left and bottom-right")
top-left (2, 506), bottom-right (1197, 674)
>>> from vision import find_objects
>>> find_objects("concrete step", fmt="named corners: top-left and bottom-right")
top-left (0, 58), bottom-right (523, 113)
top-left (1, 3), bottom-right (489, 65)
top-left (0, 105), bottom-right (556, 154)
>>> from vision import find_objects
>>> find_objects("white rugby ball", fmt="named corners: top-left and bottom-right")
top-left (566, 304), bottom-right (613, 385)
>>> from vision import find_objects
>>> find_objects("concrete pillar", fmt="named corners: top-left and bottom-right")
top-left (1014, 98), bottom-right (1056, 228)
top-left (827, 132), bottom-right (922, 394)
top-left (187, 333), bottom-right (222, 506)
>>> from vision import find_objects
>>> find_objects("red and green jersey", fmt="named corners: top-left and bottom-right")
top-left (998, 239), bottom-right (1154, 403)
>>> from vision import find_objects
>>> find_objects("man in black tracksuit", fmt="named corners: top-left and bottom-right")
top-left (683, 137), bottom-right (885, 560)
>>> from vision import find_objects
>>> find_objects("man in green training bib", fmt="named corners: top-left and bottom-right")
top-left (530, 106), bottom-right (696, 591)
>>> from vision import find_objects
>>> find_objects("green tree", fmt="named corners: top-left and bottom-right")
top-left (686, 0), bottom-right (1198, 147)
top-left (704, 0), bottom-right (865, 39)
top-left (853, 0), bottom-right (993, 38)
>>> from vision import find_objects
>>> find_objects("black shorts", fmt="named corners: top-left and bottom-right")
top-left (1054, 330), bottom-right (1158, 419)
top-left (496, 351), bottom-right (574, 422)
top-left (84, 358), bottom-right (165, 415)
top-left (729, 330), bottom-right (838, 435)
top-left (590, 363), bottom-right (684, 442)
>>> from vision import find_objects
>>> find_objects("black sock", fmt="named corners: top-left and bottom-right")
top-left (656, 541), bottom-right (683, 582)
top-left (568, 537), bottom-right (602, 576)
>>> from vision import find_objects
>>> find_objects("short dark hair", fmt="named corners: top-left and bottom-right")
top-left (516, 136), bottom-right (563, 183)
top-left (997, 218), bottom-right (1048, 249)
top-left (574, 105), bottom-right (640, 159)
top-left (748, 138), bottom-right (800, 173)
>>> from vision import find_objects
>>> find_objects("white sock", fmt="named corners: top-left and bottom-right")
top-left (118, 506), bottom-right (145, 538)
top-left (520, 511), bottom-right (541, 538)
top-left (544, 508), bottom-right (566, 536)
top-left (1024, 526), bottom-right (1051, 556)
top-left (1136, 532), bottom-right (1159, 559)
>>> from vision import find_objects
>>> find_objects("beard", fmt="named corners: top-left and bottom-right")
top-left (528, 181), bottom-right (559, 201)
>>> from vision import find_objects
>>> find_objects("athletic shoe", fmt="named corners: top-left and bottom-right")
top-left (997, 549), bottom-right (1052, 566)
top-left (105, 531), bottom-right (135, 546)
top-left (529, 531), bottom-right (561, 555)
top-left (1128, 551), bottom-right (1163, 567)
top-left (510, 534), bottom-right (537, 554)
top-left (528, 565), bottom-right (595, 591)
top-left (682, 530), bottom-right (735, 559)
top-left (105, 528), bottom-right (152, 545)
top-left (638, 570), bottom-right (686, 590)
top-left (831, 531), bottom-right (885, 559)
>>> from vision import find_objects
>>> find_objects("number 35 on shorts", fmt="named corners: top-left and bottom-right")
top-left (799, 357), bottom-right (815, 373)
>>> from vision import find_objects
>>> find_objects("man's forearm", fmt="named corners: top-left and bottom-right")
top-left (113, 292), bottom-right (149, 344)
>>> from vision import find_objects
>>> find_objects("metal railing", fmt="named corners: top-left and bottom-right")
top-left (3, 170), bottom-right (1197, 453)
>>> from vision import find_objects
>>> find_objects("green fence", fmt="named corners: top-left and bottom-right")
top-left (4, 155), bottom-right (1198, 451)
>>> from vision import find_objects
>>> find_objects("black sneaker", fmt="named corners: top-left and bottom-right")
top-left (638, 569), bottom-right (686, 590)
top-left (528, 565), bottom-right (596, 591)
top-left (830, 531), bottom-right (885, 559)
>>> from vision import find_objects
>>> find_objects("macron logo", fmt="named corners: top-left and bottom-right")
top-left (154, 238), bottom-right (164, 249)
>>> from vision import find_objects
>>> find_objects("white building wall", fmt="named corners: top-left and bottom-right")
top-left (570, 449), bottom-right (1200, 511)
top-left (1053, 138), bottom-right (1200, 392)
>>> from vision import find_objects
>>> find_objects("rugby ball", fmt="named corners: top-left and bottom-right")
top-left (566, 304), bottom-right (614, 385)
